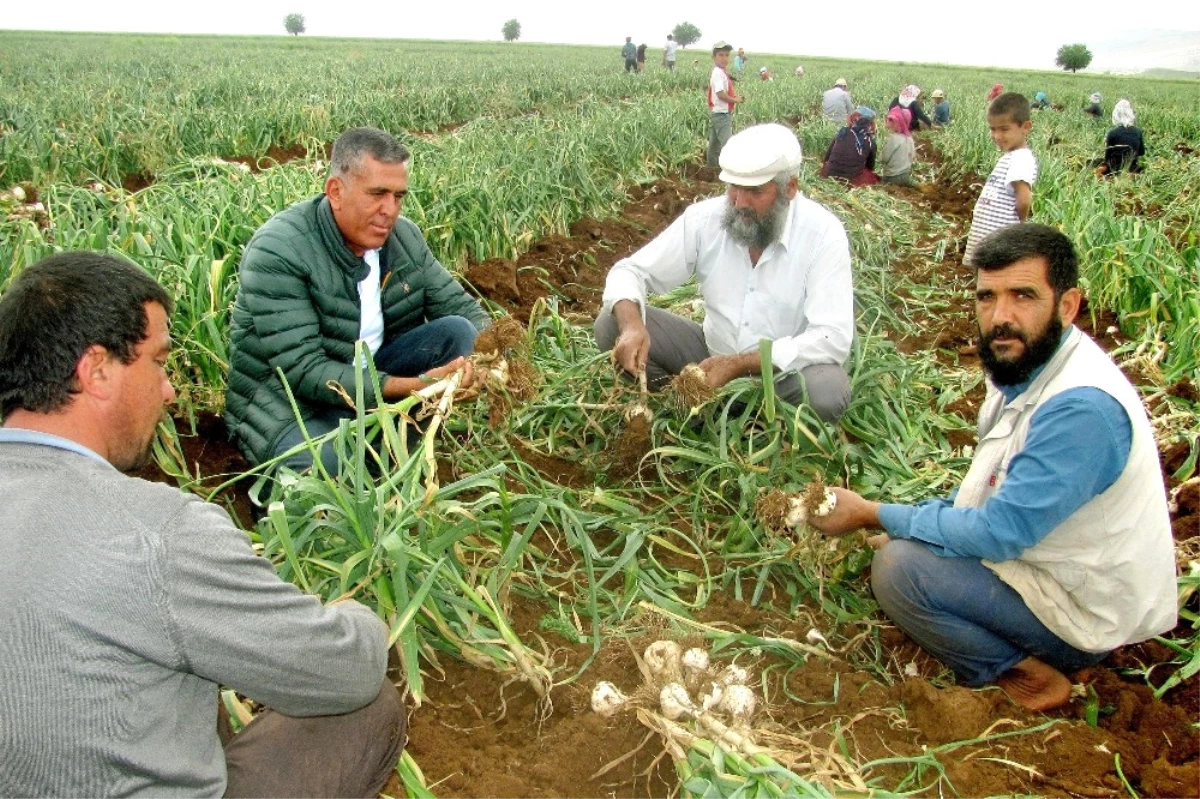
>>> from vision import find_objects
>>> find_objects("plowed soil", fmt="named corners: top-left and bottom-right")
top-left (144, 145), bottom-right (1197, 798)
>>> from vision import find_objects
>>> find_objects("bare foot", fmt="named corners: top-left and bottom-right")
top-left (996, 656), bottom-right (1072, 711)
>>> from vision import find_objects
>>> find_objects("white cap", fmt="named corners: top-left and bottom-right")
top-left (834, 77), bottom-right (848, 87)
top-left (718, 123), bottom-right (803, 186)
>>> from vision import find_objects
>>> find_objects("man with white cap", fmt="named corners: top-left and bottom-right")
top-left (822, 77), bottom-right (854, 124)
top-left (595, 123), bottom-right (854, 422)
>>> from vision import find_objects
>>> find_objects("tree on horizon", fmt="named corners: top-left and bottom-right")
top-left (1056, 43), bottom-right (1093, 73)
top-left (672, 22), bottom-right (701, 48)
top-left (284, 13), bottom-right (306, 36)
top-left (502, 19), bottom-right (521, 42)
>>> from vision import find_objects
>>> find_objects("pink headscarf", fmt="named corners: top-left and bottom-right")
top-left (987, 83), bottom-right (1003, 102)
top-left (898, 85), bottom-right (921, 108)
top-left (887, 106), bottom-right (912, 136)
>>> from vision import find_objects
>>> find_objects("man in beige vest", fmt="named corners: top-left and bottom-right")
top-left (811, 224), bottom-right (1176, 711)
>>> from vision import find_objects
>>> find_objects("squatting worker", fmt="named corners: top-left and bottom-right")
top-left (226, 126), bottom-right (489, 474)
top-left (706, 41), bottom-right (742, 168)
top-left (596, 123), bottom-right (854, 423)
top-left (810, 224), bottom-right (1177, 711)
top-left (0, 252), bottom-right (406, 797)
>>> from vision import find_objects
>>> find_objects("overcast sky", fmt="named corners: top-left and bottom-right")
top-left (4, 0), bottom-right (1198, 71)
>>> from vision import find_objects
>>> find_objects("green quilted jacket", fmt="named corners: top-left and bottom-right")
top-left (225, 195), bottom-right (488, 465)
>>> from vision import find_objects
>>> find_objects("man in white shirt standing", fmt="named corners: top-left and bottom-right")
top-left (663, 34), bottom-right (678, 70)
top-left (596, 123), bottom-right (855, 422)
top-left (706, 41), bottom-right (743, 168)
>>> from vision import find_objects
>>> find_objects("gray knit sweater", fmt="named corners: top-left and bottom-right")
top-left (0, 436), bottom-right (388, 797)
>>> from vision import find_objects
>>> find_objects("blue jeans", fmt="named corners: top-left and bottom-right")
top-left (272, 316), bottom-right (478, 474)
top-left (871, 539), bottom-right (1108, 686)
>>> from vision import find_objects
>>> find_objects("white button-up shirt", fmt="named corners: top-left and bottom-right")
top-left (602, 194), bottom-right (854, 373)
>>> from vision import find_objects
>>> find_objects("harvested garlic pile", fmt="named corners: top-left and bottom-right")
top-left (589, 641), bottom-right (759, 728)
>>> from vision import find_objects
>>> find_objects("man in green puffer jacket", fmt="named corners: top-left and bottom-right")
top-left (226, 127), bottom-right (489, 473)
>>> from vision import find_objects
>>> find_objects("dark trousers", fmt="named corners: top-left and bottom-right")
top-left (221, 680), bottom-right (406, 798)
top-left (594, 305), bottom-right (851, 422)
top-left (272, 316), bottom-right (478, 474)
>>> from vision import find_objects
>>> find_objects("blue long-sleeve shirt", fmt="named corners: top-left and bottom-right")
top-left (878, 368), bottom-right (1131, 561)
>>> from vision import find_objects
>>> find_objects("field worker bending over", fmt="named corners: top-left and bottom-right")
top-left (0, 252), bottom-right (406, 797)
top-left (595, 123), bottom-right (854, 423)
top-left (811, 225), bottom-right (1177, 712)
top-left (226, 127), bottom-right (488, 475)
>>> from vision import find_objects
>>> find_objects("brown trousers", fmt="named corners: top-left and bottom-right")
top-left (219, 681), bottom-right (406, 798)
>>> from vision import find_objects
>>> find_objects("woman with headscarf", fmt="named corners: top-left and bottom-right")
top-left (888, 84), bottom-right (934, 131)
top-left (878, 107), bottom-right (917, 186)
top-left (1083, 92), bottom-right (1103, 118)
top-left (1099, 99), bottom-right (1145, 175)
top-left (1032, 91), bottom-right (1050, 110)
top-left (987, 83), bottom-right (1004, 103)
top-left (821, 106), bottom-right (879, 186)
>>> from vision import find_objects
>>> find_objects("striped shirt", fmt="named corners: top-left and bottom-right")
top-left (964, 147), bottom-right (1037, 264)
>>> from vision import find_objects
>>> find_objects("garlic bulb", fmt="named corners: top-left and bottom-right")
top-left (487, 358), bottom-right (509, 387)
top-left (719, 684), bottom-right (757, 724)
top-left (715, 663), bottom-right (749, 688)
top-left (624, 402), bottom-right (653, 422)
top-left (590, 681), bottom-right (628, 717)
top-left (644, 640), bottom-right (683, 682)
top-left (784, 497), bottom-right (808, 527)
top-left (659, 682), bottom-right (694, 720)
top-left (681, 648), bottom-right (709, 676)
top-left (697, 683), bottom-right (724, 712)
top-left (813, 488), bottom-right (837, 517)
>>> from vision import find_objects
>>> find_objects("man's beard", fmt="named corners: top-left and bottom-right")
top-left (978, 314), bottom-right (1064, 386)
top-left (722, 189), bottom-right (790, 250)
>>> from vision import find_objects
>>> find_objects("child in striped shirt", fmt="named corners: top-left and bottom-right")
top-left (964, 93), bottom-right (1037, 266)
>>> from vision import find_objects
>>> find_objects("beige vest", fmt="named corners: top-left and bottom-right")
top-left (954, 327), bottom-right (1176, 652)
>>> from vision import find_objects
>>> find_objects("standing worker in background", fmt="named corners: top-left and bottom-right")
top-left (663, 33), bottom-right (678, 70)
top-left (811, 224), bottom-right (1177, 712)
top-left (622, 36), bottom-right (637, 72)
top-left (636, 42), bottom-right (648, 72)
top-left (0, 252), bottom-right (406, 797)
top-left (822, 77), bottom-right (854, 124)
top-left (706, 41), bottom-right (742, 168)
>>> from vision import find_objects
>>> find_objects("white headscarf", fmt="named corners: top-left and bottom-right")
top-left (1089, 92), bottom-right (1102, 104)
top-left (1112, 99), bottom-right (1135, 127)
top-left (898, 84), bottom-right (921, 108)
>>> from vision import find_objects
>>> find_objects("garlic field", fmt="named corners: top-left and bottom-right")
top-left (1, 31), bottom-right (1197, 798)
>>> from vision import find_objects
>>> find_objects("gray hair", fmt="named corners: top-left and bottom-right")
top-left (770, 169), bottom-right (796, 191)
top-left (329, 127), bottom-right (410, 178)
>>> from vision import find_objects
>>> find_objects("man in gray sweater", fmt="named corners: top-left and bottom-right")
top-left (0, 252), bottom-right (406, 797)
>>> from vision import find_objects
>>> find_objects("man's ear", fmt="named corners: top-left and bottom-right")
top-left (75, 345), bottom-right (115, 400)
top-left (786, 176), bottom-right (799, 200)
top-left (1059, 287), bottom-right (1082, 327)
top-left (325, 175), bottom-right (342, 207)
